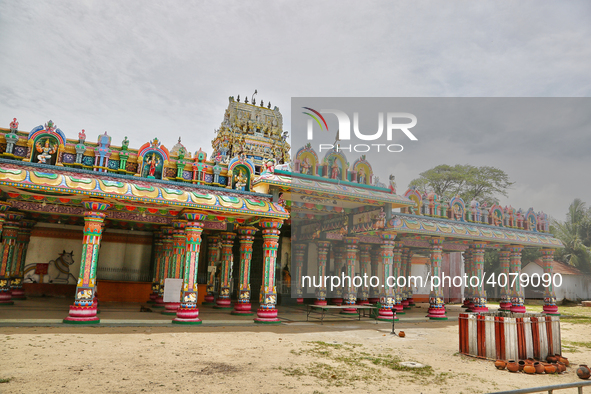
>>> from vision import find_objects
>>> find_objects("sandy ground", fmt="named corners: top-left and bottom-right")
top-left (1, 303), bottom-right (591, 393)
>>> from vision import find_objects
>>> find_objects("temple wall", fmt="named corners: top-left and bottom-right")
top-left (23, 224), bottom-right (153, 287)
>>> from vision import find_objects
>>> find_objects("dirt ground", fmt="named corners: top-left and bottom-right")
top-left (1, 304), bottom-right (591, 394)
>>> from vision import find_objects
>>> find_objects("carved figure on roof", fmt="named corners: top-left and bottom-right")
top-left (262, 158), bottom-right (275, 174)
top-left (234, 169), bottom-right (248, 191)
top-left (5, 118), bottom-right (20, 155)
top-left (330, 158), bottom-right (340, 179)
top-left (146, 153), bottom-right (160, 178)
top-left (213, 160), bottom-right (222, 184)
top-left (277, 192), bottom-right (286, 208)
top-left (36, 138), bottom-right (57, 164)
top-left (357, 168), bottom-right (366, 184)
top-left (470, 199), bottom-right (480, 222)
top-left (9, 118), bottom-right (18, 132)
top-left (389, 174), bottom-right (396, 193)
top-left (78, 129), bottom-right (86, 143)
top-left (301, 156), bottom-right (312, 175)
top-left (121, 136), bottom-right (129, 151)
top-left (44, 120), bottom-right (56, 133)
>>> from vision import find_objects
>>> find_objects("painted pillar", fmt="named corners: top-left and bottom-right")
top-left (470, 243), bottom-right (488, 313)
top-left (215, 232), bottom-right (236, 309)
top-left (377, 231), bottom-right (397, 321)
top-left (541, 248), bottom-right (559, 315)
top-left (498, 249), bottom-right (512, 311)
top-left (233, 226), bottom-right (258, 315)
top-left (392, 244), bottom-right (404, 314)
top-left (154, 226), bottom-right (173, 309)
top-left (357, 244), bottom-right (372, 306)
top-left (0, 212), bottom-right (24, 305)
top-left (162, 220), bottom-right (187, 315)
top-left (147, 232), bottom-right (163, 304)
top-left (406, 249), bottom-right (416, 306)
top-left (203, 235), bottom-right (220, 305)
top-left (509, 246), bottom-right (526, 313)
top-left (63, 200), bottom-right (110, 324)
top-left (368, 247), bottom-right (381, 304)
top-left (10, 220), bottom-right (35, 300)
top-left (331, 244), bottom-right (345, 305)
top-left (427, 238), bottom-right (447, 320)
top-left (173, 210), bottom-right (206, 324)
top-left (462, 249), bottom-right (473, 309)
top-left (254, 218), bottom-right (283, 324)
top-left (314, 241), bottom-right (331, 306)
top-left (292, 243), bottom-right (307, 304)
top-left (399, 248), bottom-right (410, 309)
top-left (341, 237), bottom-right (359, 315)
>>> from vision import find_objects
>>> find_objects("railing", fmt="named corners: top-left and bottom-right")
top-left (490, 381), bottom-right (591, 394)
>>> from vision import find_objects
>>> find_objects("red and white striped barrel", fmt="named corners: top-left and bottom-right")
top-left (459, 313), bottom-right (561, 360)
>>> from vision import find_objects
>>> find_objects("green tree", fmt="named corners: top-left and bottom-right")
top-left (408, 164), bottom-right (514, 205)
top-left (552, 198), bottom-right (591, 272)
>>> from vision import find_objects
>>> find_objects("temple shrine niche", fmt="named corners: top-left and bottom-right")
top-left (138, 138), bottom-right (169, 179)
top-left (352, 155), bottom-right (373, 185)
top-left (322, 149), bottom-right (348, 180)
top-left (25, 120), bottom-right (66, 166)
top-left (293, 143), bottom-right (318, 175)
top-left (228, 155), bottom-right (255, 191)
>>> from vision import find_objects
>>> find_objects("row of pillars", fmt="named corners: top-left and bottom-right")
top-left (0, 198), bottom-right (284, 324)
top-left (463, 245), bottom-right (559, 315)
top-left (143, 213), bottom-right (284, 324)
top-left (291, 236), bottom-right (559, 321)
top-left (290, 234), bottom-right (418, 322)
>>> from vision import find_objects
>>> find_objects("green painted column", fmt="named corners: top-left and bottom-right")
top-left (233, 226), bottom-right (258, 315)
top-left (162, 219), bottom-right (187, 315)
top-left (203, 235), bottom-right (220, 305)
top-left (10, 220), bottom-right (35, 300)
top-left (173, 210), bottom-right (206, 324)
top-left (427, 238), bottom-right (447, 320)
top-left (64, 200), bottom-right (110, 324)
top-left (215, 232), bottom-right (236, 309)
top-left (0, 211), bottom-right (24, 305)
top-left (254, 218), bottom-right (283, 324)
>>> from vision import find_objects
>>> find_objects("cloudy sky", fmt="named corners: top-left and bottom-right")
top-left (1, 1), bottom-right (590, 220)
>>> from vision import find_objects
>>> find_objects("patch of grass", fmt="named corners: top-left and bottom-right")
top-left (561, 316), bottom-right (591, 324)
top-left (564, 340), bottom-right (591, 349)
top-left (279, 340), bottom-right (440, 387)
top-left (0, 378), bottom-right (12, 383)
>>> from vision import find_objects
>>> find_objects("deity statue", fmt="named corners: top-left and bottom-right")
top-left (121, 136), bottom-right (129, 151)
top-left (357, 168), bottom-right (366, 184)
top-left (300, 157), bottom-right (311, 175)
top-left (145, 153), bottom-right (160, 177)
top-left (78, 129), bottom-right (86, 143)
top-left (9, 118), bottom-right (18, 132)
top-left (44, 120), bottom-right (56, 132)
top-left (213, 160), bottom-right (222, 184)
top-left (35, 139), bottom-right (57, 164)
top-left (262, 159), bottom-right (275, 174)
top-left (389, 174), bottom-right (396, 193)
top-left (234, 169), bottom-right (248, 191)
top-left (277, 192), bottom-right (286, 208)
top-left (330, 158), bottom-right (340, 179)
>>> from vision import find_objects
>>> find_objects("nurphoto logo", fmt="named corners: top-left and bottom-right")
top-left (302, 107), bottom-right (418, 153)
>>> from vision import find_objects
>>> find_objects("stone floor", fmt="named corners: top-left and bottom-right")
top-left (0, 296), bottom-right (467, 327)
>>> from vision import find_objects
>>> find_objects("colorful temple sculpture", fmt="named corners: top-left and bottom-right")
top-left (0, 94), bottom-right (563, 324)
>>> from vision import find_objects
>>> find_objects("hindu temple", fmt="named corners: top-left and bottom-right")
top-left (0, 96), bottom-right (563, 325)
